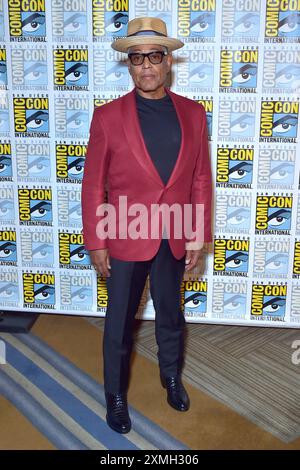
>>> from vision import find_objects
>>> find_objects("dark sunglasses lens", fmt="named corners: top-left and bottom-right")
top-left (149, 52), bottom-right (163, 63)
top-left (130, 54), bottom-right (143, 65)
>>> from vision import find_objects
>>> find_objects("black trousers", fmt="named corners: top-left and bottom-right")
top-left (103, 238), bottom-right (186, 394)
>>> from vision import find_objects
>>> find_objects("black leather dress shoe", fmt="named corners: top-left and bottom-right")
top-left (105, 392), bottom-right (131, 433)
top-left (161, 375), bottom-right (190, 411)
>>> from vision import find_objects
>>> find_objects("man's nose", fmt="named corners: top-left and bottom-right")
top-left (142, 56), bottom-right (152, 68)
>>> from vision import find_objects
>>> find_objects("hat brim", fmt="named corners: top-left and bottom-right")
top-left (111, 36), bottom-right (184, 53)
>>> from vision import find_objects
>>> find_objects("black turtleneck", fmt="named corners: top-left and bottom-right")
top-left (135, 89), bottom-right (182, 186)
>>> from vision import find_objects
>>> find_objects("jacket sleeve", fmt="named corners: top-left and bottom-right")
top-left (81, 108), bottom-right (110, 251)
top-left (185, 104), bottom-right (213, 249)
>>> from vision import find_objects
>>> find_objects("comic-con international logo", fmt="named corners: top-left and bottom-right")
top-left (8, 0), bottom-right (46, 42)
top-left (51, 0), bottom-right (88, 41)
top-left (293, 240), bottom-right (300, 278)
top-left (0, 230), bottom-right (17, 265)
top-left (221, 0), bottom-right (261, 42)
top-left (218, 98), bottom-right (256, 142)
top-left (216, 146), bottom-right (253, 188)
top-left (97, 275), bottom-right (108, 312)
top-left (18, 187), bottom-right (52, 226)
top-left (251, 283), bottom-right (287, 321)
top-left (11, 45), bottom-right (48, 90)
top-left (213, 238), bottom-right (250, 277)
top-left (54, 95), bottom-right (89, 138)
top-left (56, 143), bottom-right (86, 183)
top-left (15, 140), bottom-right (50, 182)
top-left (0, 142), bottom-right (12, 181)
top-left (176, 47), bottom-right (214, 93)
top-left (265, 0), bottom-right (300, 43)
top-left (23, 272), bottom-right (55, 309)
top-left (20, 228), bottom-right (54, 267)
top-left (257, 146), bottom-right (296, 189)
top-left (60, 273), bottom-right (93, 312)
top-left (13, 96), bottom-right (49, 137)
top-left (57, 186), bottom-right (82, 227)
top-left (215, 192), bottom-right (251, 234)
top-left (0, 47), bottom-right (7, 88)
top-left (253, 238), bottom-right (290, 279)
top-left (93, 47), bottom-right (129, 92)
top-left (177, 0), bottom-right (216, 41)
top-left (260, 100), bottom-right (299, 143)
top-left (183, 279), bottom-right (208, 317)
top-left (0, 270), bottom-right (19, 306)
top-left (53, 47), bottom-right (88, 90)
top-left (219, 47), bottom-right (258, 93)
top-left (92, 0), bottom-right (129, 40)
top-left (255, 194), bottom-right (293, 235)
top-left (262, 47), bottom-right (300, 94)
top-left (212, 279), bottom-right (247, 319)
top-left (59, 232), bottom-right (90, 269)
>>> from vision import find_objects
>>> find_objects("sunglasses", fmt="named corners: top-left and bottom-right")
top-left (128, 50), bottom-right (168, 66)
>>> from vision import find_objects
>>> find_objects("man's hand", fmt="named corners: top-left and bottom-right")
top-left (89, 248), bottom-right (111, 277)
top-left (185, 249), bottom-right (202, 271)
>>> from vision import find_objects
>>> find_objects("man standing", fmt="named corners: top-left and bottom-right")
top-left (81, 17), bottom-right (212, 434)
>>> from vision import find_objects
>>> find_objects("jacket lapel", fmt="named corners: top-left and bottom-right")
top-left (121, 86), bottom-right (192, 188)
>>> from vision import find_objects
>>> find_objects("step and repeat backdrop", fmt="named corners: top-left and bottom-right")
top-left (0, 0), bottom-right (299, 326)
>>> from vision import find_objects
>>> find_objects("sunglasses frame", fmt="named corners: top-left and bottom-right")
top-left (127, 50), bottom-right (168, 66)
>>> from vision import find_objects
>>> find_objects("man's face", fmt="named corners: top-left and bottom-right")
top-left (126, 44), bottom-right (172, 92)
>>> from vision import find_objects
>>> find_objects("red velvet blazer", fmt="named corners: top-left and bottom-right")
top-left (81, 86), bottom-right (213, 261)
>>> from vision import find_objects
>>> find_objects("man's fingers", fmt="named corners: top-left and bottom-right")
top-left (94, 262), bottom-right (111, 277)
top-left (185, 251), bottom-right (200, 271)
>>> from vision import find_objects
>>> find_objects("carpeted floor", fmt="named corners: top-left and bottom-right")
top-left (0, 314), bottom-right (300, 450)
top-left (88, 317), bottom-right (300, 443)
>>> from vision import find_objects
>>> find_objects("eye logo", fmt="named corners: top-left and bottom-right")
top-left (59, 232), bottom-right (90, 269)
top-left (0, 236), bottom-right (17, 264)
top-left (275, 65), bottom-right (300, 91)
top-left (53, 48), bottom-right (88, 89)
top-left (18, 188), bottom-right (52, 226)
top-left (278, 11), bottom-right (300, 37)
top-left (220, 49), bottom-right (258, 91)
top-left (23, 272), bottom-right (55, 307)
top-left (230, 113), bottom-right (255, 137)
top-left (0, 281), bottom-right (19, 302)
top-left (233, 12), bottom-right (260, 37)
top-left (63, 12), bottom-right (87, 36)
top-left (255, 195), bottom-right (293, 234)
top-left (229, 161), bottom-right (253, 184)
top-left (14, 97), bottom-right (49, 137)
top-left (214, 238), bottom-right (249, 276)
top-left (32, 242), bottom-right (53, 265)
top-left (178, 2), bottom-right (216, 38)
top-left (24, 62), bottom-right (47, 86)
top-left (251, 284), bottom-right (287, 319)
top-left (183, 280), bottom-right (208, 316)
top-left (260, 101), bottom-right (299, 141)
top-left (224, 294), bottom-right (246, 315)
top-left (28, 156), bottom-right (50, 178)
top-left (105, 12), bottom-right (128, 35)
top-left (26, 110), bottom-right (49, 133)
top-left (0, 154), bottom-right (12, 179)
top-left (8, 2), bottom-right (46, 40)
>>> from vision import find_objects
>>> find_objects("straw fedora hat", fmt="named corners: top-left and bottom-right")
top-left (111, 17), bottom-right (184, 53)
